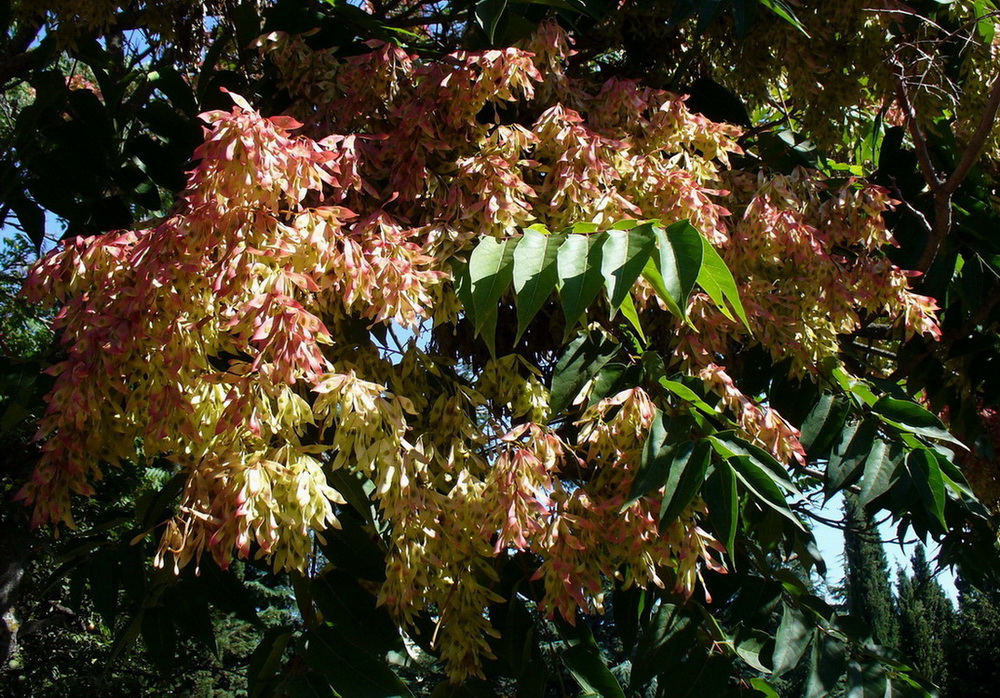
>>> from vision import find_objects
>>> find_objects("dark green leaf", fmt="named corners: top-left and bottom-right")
top-left (549, 332), bottom-right (619, 415)
top-left (312, 569), bottom-right (401, 654)
top-left (933, 449), bottom-right (977, 499)
top-left (431, 679), bottom-right (497, 697)
top-left (804, 631), bottom-right (846, 698)
top-left (663, 651), bottom-right (731, 698)
top-left (826, 419), bottom-right (878, 497)
top-left (557, 232), bottom-right (607, 339)
top-left (735, 629), bottom-right (772, 673)
top-left (659, 440), bottom-right (712, 528)
top-left (709, 431), bottom-right (798, 493)
top-left (750, 678), bottom-right (781, 698)
top-left (847, 660), bottom-right (888, 698)
top-left (512, 227), bottom-right (562, 342)
top-left (697, 235), bottom-right (750, 331)
top-left (516, 660), bottom-right (547, 698)
top-left (653, 220), bottom-right (703, 318)
top-left (474, 0), bottom-right (509, 43)
top-left (141, 605), bottom-right (177, 671)
top-left (492, 587), bottom-right (535, 676)
top-left (562, 644), bottom-right (626, 698)
top-left (617, 291), bottom-right (645, 340)
top-left (800, 394), bottom-right (851, 455)
top-left (907, 449), bottom-right (947, 530)
top-left (325, 468), bottom-right (376, 526)
top-left (588, 363), bottom-right (627, 406)
top-left (88, 545), bottom-right (118, 629)
top-left (302, 626), bottom-right (414, 698)
top-left (772, 604), bottom-right (811, 677)
top-left (871, 396), bottom-right (964, 447)
top-left (612, 585), bottom-right (644, 654)
top-left (659, 377), bottom-right (717, 416)
top-left (285, 672), bottom-right (337, 698)
top-left (318, 512), bottom-right (386, 581)
top-left (467, 236), bottom-right (517, 348)
top-left (197, 559), bottom-right (261, 626)
top-left (600, 224), bottom-right (657, 315)
top-left (248, 627), bottom-right (295, 698)
top-left (732, 0), bottom-right (748, 39)
top-left (723, 450), bottom-right (803, 530)
top-left (7, 191), bottom-right (45, 249)
top-left (628, 408), bottom-right (671, 504)
top-left (641, 256), bottom-right (685, 318)
top-left (135, 472), bottom-right (185, 532)
top-left (631, 603), bottom-right (699, 690)
top-left (859, 439), bottom-right (903, 507)
top-left (760, 0), bottom-right (810, 36)
top-left (703, 463), bottom-right (738, 560)
top-left (148, 67), bottom-right (198, 116)
top-left (169, 587), bottom-right (217, 654)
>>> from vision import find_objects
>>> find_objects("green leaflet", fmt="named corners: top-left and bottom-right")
top-left (907, 448), bottom-right (947, 530)
top-left (871, 395), bottom-right (965, 448)
top-left (617, 292), bottom-right (646, 341)
top-left (302, 626), bottom-right (413, 698)
top-left (466, 236), bottom-right (517, 350)
top-left (557, 232), bottom-right (606, 338)
top-left (311, 569), bottom-right (401, 655)
top-left (641, 256), bottom-right (686, 319)
top-left (697, 235), bottom-right (751, 331)
top-left (659, 441), bottom-right (713, 529)
top-left (703, 463), bottom-right (738, 561)
top-left (858, 439), bottom-right (903, 507)
top-left (512, 227), bottom-right (563, 342)
top-left (847, 660), bottom-right (888, 698)
top-left (629, 603), bottom-right (699, 691)
top-left (772, 604), bottom-right (811, 677)
top-left (711, 434), bottom-right (804, 531)
top-left (248, 627), bottom-right (295, 698)
top-left (825, 419), bottom-right (878, 498)
top-left (760, 0), bottom-right (811, 36)
top-left (626, 411), bottom-right (711, 524)
top-left (658, 376), bottom-right (718, 416)
top-left (473, 0), bottom-right (508, 42)
top-left (600, 224), bottom-right (656, 316)
top-left (804, 631), bottom-right (846, 698)
top-left (458, 220), bottom-right (750, 353)
top-left (799, 394), bottom-right (851, 456)
top-left (654, 220), bottom-right (703, 319)
top-left (709, 430), bottom-right (799, 494)
top-left (549, 332), bottom-right (620, 415)
top-left (561, 645), bottom-right (626, 698)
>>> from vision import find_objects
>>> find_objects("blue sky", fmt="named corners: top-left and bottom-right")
top-left (812, 492), bottom-right (958, 601)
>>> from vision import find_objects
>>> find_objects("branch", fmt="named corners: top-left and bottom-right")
top-left (891, 60), bottom-right (944, 192)
top-left (943, 72), bottom-right (1000, 194)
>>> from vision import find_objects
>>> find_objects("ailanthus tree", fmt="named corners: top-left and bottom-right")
top-left (4, 1), bottom-right (1000, 696)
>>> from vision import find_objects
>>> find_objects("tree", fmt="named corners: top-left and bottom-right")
top-left (947, 573), bottom-right (1000, 697)
top-left (842, 494), bottom-right (899, 649)
top-left (896, 546), bottom-right (953, 691)
top-left (4, 1), bottom-right (1000, 696)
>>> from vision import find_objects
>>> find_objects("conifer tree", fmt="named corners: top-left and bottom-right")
top-left (897, 546), bottom-right (953, 692)
top-left (947, 576), bottom-right (1000, 697)
top-left (842, 493), bottom-right (899, 648)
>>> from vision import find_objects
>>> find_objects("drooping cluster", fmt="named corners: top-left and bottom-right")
top-left (23, 24), bottom-right (941, 681)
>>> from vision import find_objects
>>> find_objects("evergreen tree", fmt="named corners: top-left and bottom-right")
top-left (842, 493), bottom-right (899, 648)
top-left (946, 576), bottom-right (1000, 697)
top-left (896, 546), bottom-right (953, 692)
